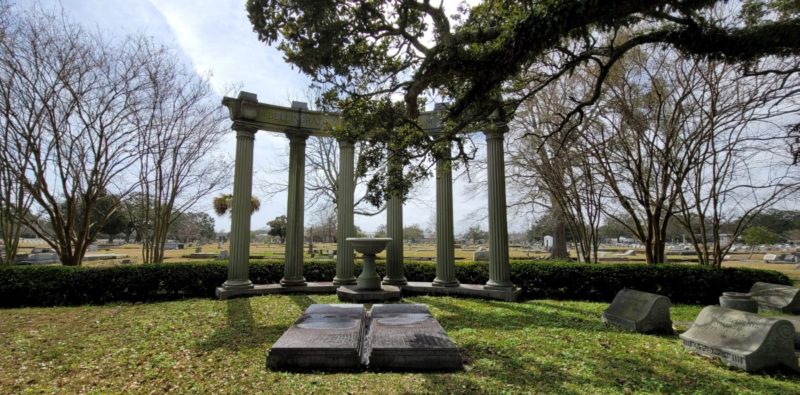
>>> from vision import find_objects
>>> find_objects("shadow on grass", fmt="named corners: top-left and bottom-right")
top-left (195, 298), bottom-right (287, 352)
top-left (418, 296), bottom-right (612, 333)
top-left (415, 298), bottom-right (798, 393)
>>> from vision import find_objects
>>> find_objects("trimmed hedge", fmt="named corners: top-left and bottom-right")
top-left (0, 260), bottom-right (791, 307)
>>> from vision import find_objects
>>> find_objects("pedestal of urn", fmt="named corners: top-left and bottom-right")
top-left (347, 238), bottom-right (392, 291)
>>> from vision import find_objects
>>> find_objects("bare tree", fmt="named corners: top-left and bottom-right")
top-left (260, 136), bottom-right (394, 216)
top-left (129, 41), bottom-right (231, 264)
top-left (674, 58), bottom-right (800, 266)
top-left (582, 47), bottom-right (705, 264)
top-left (508, 75), bottom-right (606, 263)
top-left (0, 7), bottom-right (145, 265)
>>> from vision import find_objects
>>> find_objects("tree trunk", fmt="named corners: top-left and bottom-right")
top-left (550, 205), bottom-right (569, 260)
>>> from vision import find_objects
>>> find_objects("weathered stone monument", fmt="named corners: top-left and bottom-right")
top-left (748, 282), bottom-right (800, 314)
top-left (602, 289), bottom-right (673, 333)
top-left (367, 304), bottom-right (462, 371)
top-left (217, 92), bottom-right (520, 302)
top-left (680, 306), bottom-right (799, 372)
top-left (267, 304), bottom-right (365, 370)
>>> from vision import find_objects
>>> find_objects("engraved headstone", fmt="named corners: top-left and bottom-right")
top-left (680, 306), bottom-right (799, 372)
top-left (267, 304), bottom-right (365, 370)
top-left (367, 304), bottom-right (462, 371)
top-left (748, 282), bottom-right (800, 314)
top-left (602, 289), bottom-right (673, 333)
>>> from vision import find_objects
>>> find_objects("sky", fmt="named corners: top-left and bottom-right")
top-left (35, 0), bottom-right (522, 235)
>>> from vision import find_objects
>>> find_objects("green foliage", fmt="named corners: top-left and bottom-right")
top-left (246, 0), bottom-right (800, 206)
top-left (95, 195), bottom-right (128, 242)
top-left (462, 225), bottom-right (488, 242)
top-left (742, 225), bottom-right (779, 246)
top-left (169, 212), bottom-right (216, 242)
top-left (0, 260), bottom-right (789, 307)
top-left (746, 209), bottom-right (800, 238)
top-left (266, 215), bottom-right (287, 242)
top-left (402, 224), bottom-right (425, 242)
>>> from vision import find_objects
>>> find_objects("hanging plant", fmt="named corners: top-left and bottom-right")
top-left (213, 194), bottom-right (261, 216)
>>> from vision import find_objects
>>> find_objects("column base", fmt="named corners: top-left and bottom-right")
top-left (280, 277), bottom-right (308, 287)
top-left (432, 278), bottom-right (460, 287)
top-left (332, 276), bottom-right (357, 286)
top-left (484, 279), bottom-right (515, 290)
top-left (382, 276), bottom-right (408, 286)
top-left (222, 279), bottom-right (254, 290)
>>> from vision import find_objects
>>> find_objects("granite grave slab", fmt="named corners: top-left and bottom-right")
top-left (267, 304), bottom-right (365, 370)
top-left (602, 289), bottom-right (673, 333)
top-left (748, 282), bottom-right (800, 314)
top-left (680, 305), bottom-right (799, 372)
top-left (367, 304), bottom-right (462, 371)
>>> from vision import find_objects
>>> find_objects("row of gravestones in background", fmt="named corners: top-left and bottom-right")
top-left (602, 282), bottom-right (800, 373)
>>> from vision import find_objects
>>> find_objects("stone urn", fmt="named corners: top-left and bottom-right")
top-left (719, 292), bottom-right (758, 313)
top-left (347, 237), bottom-right (392, 291)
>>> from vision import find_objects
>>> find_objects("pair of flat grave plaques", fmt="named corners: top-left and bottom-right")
top-left (267, 303), bottom-right (462, 371)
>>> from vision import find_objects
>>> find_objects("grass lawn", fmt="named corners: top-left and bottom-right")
top-left (1, 296), bottom-right (798, 394)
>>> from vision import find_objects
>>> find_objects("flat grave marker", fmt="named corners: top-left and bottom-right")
top-left (267, 304), bottom-right (365, 370)
top-left (367, 304), bottom-right (462, 371)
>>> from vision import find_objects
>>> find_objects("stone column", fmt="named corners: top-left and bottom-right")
top-left (281, 132), bottom-right (309, 287)
top-left (484, 125), bottom-right (515, 290)
top-left (334, 139), bottom-right (357, 285)
top-left (223, 126), bottom-right (256, 290)
top-left (433, 134), bottom-right (459, 287)
top-left (383, 153), bottom-right (407, 285)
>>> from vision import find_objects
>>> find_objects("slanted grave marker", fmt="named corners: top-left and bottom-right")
top-left (602, 288), bottom-right (673, 333)
top-left (680, 305), bottom-right (799, 372)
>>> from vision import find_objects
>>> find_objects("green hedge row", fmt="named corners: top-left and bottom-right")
top-left (0, 260), bottom-right (791, 307)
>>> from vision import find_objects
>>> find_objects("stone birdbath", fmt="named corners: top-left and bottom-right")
top-left (347, 237), bottom-right (392, 291)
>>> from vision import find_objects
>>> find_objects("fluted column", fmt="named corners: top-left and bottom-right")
top-left (281, 132), bottom-right (309, 286)
top-left (484, 125), bottom-right (514, 290)
top-left (223, 127), bottom-right (256, 290)
top-left (383, 152), bottom-right (407, 285)
top-left (334, 139), bottom-right (357, 285)
top-left (433, 134), bottom-right (459, 287)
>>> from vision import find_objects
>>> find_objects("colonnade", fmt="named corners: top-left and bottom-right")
top-left (220, 93), bottom-right (515, 292)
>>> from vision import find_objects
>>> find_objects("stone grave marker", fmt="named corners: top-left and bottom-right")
top-left (367, 304), bottom-right (462, 371)
top-left (602, 288), bottom-right (673, 333)
top-left (680, 305), bottom-right (799, 372)
top-left (472, 250), bottom-right (489, 261)
top-left (748, 282), bottom-right (800, 314)
top-left (267, 304), bottom-right (365, 370)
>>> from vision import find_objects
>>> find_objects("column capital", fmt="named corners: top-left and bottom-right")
top-left (286, 131), bottom-right (310, 144)
top-left (337, 138), bottom-right (355, 149)
top-left (232, 122), bottom-right (258, 136)
top-left (483, 128), bottom-right (506, 141)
